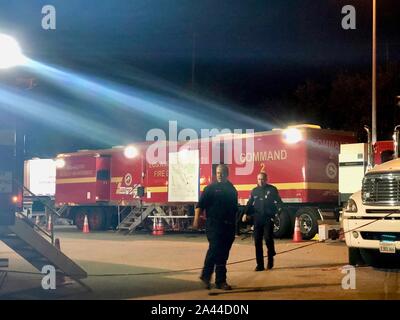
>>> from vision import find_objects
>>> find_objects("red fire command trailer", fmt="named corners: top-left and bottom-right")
top-left (221, 125), bottom-right (355, 238)
top-left (55, 125), bottom-right (355, 239)
top-left (55, 143), bottom-right (147, 230)
top-left (55, 140), bottom-right (214, 231)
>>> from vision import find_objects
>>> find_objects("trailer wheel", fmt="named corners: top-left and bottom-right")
top-left (88, 208), bottom-right (106, 231)
top-left (296, 207), bottom-right (319, 240)
top-left (273, 209), bottom-right (291, 238)
top-left (74, 209), bottom-right (87, 230)
top-left (348, 247), bottom-right (364, 266)
top-left (74, 208), bottom-right (105, 231)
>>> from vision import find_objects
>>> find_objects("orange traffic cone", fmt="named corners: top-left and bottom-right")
top-left (47, 215), bottom-right (52, 232)
top-left (152, 218), bottom-right (158, 235)
top-left (83, 215), bottom-right (90, 233)
top-left (157, 220), bottom-right (164, 236)
top-left (293, 217), bottom-right (303, 242)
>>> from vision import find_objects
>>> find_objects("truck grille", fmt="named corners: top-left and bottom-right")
top-left (362, 172), bottom-right (400, 206)
top-left (360, 232), bottom-right (400, 241)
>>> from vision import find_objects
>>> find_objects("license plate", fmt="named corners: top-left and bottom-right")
top-left (379, 241), bottom-right (396, 254)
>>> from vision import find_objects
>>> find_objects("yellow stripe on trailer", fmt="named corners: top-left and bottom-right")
top-left (234, 182), bottom-right (338, 191)
top-left (146, 186), bottom-right (168, 193)
top-left (56, 177), bottom-right (96, 184)
top-left (110, 177), bottom-right (123, 183)
top-left (146, 185), bottom-right (209, 193)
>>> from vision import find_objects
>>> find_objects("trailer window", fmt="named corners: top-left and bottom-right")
top-left (97, 170), bottom-right (110, 181)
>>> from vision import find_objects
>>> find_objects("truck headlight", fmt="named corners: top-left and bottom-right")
top-left (345, 199), bottom-right (358, 213)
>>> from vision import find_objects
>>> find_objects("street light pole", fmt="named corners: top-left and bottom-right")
top-left (372, 0), bottom-right (377, 144)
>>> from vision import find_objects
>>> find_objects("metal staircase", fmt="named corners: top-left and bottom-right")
top-left (117, 204), bottom-right (163, 234)
top-left (0, 213), bottom-right (87, 283)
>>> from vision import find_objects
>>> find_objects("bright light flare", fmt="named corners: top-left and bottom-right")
top-left (0, 34), bottom-right (27, 69)
top-left (124, 145), bottom-right (138, 159)
top-left (282, 128), bottom-right (303, 144)
top-left (55, 158), bottom-right (66, 168)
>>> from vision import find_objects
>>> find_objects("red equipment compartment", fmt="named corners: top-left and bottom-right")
top-left (56, 155), bottom-right (98, 205)
top-left (96, 156), bottom-right (111, 201)
top-left (144, 141), bottom-right (168, 203)
top-left (223, 131), bottom-right (307, 204)
top-left (304, 129), bottom-right (356, 202)
top-left (109, 147), bottom-right (144, 204)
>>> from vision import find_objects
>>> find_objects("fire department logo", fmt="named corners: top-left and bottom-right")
top-left (124, 173), bottom-right (132, 186)
top-left (326, 162), bottom-right (337, 179)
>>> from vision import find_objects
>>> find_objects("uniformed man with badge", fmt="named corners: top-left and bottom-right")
top-left (243, 172), bottom-right (283, 271)
top-left (192, 164), bottom-right (238, 290)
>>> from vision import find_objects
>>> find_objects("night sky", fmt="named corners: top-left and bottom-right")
top-left (0, 0), bottom-right (399, 157)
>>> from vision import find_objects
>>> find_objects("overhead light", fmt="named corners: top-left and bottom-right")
top-left (55, 158), bottom-right (66, 168)
top-left (282, 128), bottom-right (303, 144)
top-left (0, 34), bottom-right (27, 69)
top-left (124, 145), bottom-right (138, 159)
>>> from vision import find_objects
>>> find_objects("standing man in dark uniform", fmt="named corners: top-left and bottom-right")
top-left (193, 164), bottom-right (238, 290)
top-left (243, 172), bottom-right (283, 271)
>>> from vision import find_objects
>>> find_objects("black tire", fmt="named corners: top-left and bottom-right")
top-left (296, 207), bottom-right (320, 240)
top-left (74, 208), bottom-right (87, 230)
top-left (360, 249), bottom-right (381, 267)
top-left (348, 247), bottom-right (364, 266)
top-left (360, 249), bottom-right (400, 268)
top-left (88, 207), bottom-right (106, 231)
top-left (273, 209), bottom-right (291, 238)
top-left (74, 207), bottom-right (106, 231)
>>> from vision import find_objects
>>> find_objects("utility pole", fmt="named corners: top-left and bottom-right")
top-left (372, 0), bottom-right (377, 143)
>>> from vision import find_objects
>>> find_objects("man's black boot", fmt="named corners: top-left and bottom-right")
top-left (215, 282), bottom-right (232, 290)
top-left (267, 257), bottom-right (274, 270)
top-left (254, 265), bottom-right (265, 271)
top-left (199, 276), bottom-right (211, 290)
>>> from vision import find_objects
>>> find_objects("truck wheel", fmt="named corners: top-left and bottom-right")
top-left (348, 247), bottom-right (364, 266)
top-left (296, 207), bottom-right (319, 240)
top-left (360, 249), bottom-right (400, 268)
top-left (88, 208), bottom-right (106, 231)
top-left (273, 209), bottom-right (291, 238)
